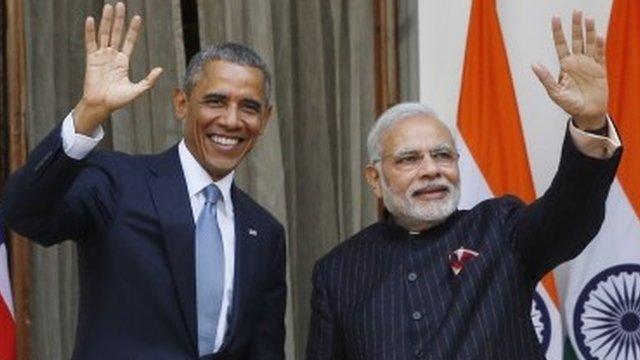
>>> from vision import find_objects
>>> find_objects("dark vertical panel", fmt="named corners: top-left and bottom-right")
top-left (181, 0), bottom-right (200, 61)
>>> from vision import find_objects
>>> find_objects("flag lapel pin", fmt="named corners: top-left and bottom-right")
top-left (448, 246), bottom-right (479, 275)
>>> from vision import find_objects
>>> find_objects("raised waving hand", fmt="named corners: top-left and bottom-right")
top-left (532, 10), bottom-right (608, 130)
top-left (74, 2), bottom-right (163, 135)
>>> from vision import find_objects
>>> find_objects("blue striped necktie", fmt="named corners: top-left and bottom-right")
top-left (196, 184), bottom-right (225, 355)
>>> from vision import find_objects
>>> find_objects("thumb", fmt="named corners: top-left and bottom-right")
top-left (133, 67), bottom-right (163, 95)
top-left (531, 63), bottom-right (558, 95)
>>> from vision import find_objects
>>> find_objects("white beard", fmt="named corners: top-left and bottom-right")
top-left (380, 174), bottom-right (460, 230)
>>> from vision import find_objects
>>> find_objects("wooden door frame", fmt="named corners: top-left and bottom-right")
top-left (374, 0), bottom-right (400, 218)
top-left (4, 0), bottom-right (31, 359)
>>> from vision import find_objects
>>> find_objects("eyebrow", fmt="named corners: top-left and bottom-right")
top-left (393, 143), bottom-right (454, 157)
top-left (201, 93), bottom-right (227, 103)
top-left (394, 148), bottom-right (421, 157)
top-left (431, 144), bottom-right (454, 153)
top-left (200, 92), bottom-right (263, 112)
top-left (242, 99), bottom-right (263, 112)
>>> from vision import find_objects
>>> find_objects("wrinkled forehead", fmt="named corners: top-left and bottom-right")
top-left (381, 116), bottom-right (455, 154)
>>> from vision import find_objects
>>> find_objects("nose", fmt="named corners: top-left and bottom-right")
top-left (219, 105), bottom-right (241, 129)
top-left (416, 154), bottom-right (440, 179)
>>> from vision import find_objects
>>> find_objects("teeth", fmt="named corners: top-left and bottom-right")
top-left (210, 135), bottom-right (239, 146)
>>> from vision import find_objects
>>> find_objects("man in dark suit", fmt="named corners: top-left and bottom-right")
top-left (306, 11), bottom-right (621, 359)
top-left (2, 3), bottom-right (285, 359)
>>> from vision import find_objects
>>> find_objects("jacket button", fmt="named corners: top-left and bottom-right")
top-left (412, 311), bottom-right (422, 320)
top-left (407, 272), bottom-right (418, 282)
top-left (414, 348), bottom-right (424, 358)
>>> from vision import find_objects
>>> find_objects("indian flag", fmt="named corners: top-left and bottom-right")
top-left (456, 0), bottom-right (563, 358)
top-left (0, 209), bottom-right (16, 360)
top-left (563, 1), bottom-right (640, 359)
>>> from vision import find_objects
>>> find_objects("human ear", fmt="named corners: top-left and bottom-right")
top-left (172, 89), bottom-right (188, 121)
top-left (365, 164), bottom-right (383, 199)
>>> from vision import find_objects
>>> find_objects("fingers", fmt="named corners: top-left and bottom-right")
top-left (94, 2), bottom-right (132, 51)
top-left (532, 63), bottom-right (559, 95)
top-left (109, 2), bottom-right (126, 49)
top-left (122, 15), bottom-right (142, 58)
top-left (585, 17), bottom-right (597, 57)
top-left (554, 11), bottom-right (601, 61)
top-left (595, 36), bottom-right (605, 65)
top-left (85, 16), bottom-right (97, 54)
top-left (571, 10), bottom-right (584, 54)
top-left (98, 4), bottom-right (114, 49)
top-left (552, 16), bottom-right (570, 60)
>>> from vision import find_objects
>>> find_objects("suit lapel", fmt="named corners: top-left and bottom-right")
top-left (146, 146), bottom-right (198, 353)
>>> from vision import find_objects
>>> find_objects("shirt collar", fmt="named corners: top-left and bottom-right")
top-left (178, 140), bottom-right (234, 215)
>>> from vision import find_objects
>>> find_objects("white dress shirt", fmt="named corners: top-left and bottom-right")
top-left (61, 112), bottom-right (236, 352)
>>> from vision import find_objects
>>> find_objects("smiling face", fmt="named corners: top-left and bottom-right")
top-left (365, 115), bottom-right (461, 231)
top-left (174, 60), bottom-right (271, 180)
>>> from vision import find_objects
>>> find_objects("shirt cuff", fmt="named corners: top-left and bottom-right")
top-left (568, 116), bottom-right (621, 159)
top-left (61, 111), bottom-right (104, 160)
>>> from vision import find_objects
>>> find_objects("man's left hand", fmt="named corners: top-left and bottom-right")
top-left (532, 10), bottom-right (608, 131)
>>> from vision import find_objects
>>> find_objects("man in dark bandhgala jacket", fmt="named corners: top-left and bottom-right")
top-left (306, 11), bottom-right (621, 360)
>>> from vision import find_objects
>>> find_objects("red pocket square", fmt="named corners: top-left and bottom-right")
top-left (449, 247), bottom-right (479, 275)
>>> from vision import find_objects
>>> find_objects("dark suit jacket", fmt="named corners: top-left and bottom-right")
top-left (2, 125), bottom-right (287, 359)
top-left (306, 129), bottom-right (621, 359)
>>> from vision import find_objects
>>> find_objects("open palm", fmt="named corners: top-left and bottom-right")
top-left (84, 48), bottom-right (148, 110)
top-left (533, 11), bottom-right (608, 125)
top-left (76, 3), bottom-right (162, 133)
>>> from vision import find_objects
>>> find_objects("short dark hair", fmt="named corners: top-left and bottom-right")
top-left (183, 42), bottom-right (272, 104)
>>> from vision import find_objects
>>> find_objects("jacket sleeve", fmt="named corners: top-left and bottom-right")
top-left (506, 124), bottom-right (622, 283)
top-left (1, 124), bottom-right (116, 246)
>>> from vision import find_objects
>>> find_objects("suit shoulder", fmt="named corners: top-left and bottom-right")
top-left (87, 149), bottom-right (151, 167)
top-left (464, 195), bottom-right (526, 221)
top-left (82, 149), bottom-right (135, 173)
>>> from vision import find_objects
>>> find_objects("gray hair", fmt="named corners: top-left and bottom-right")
top-left (366, 102), bottom-right (441, 162)
top-left (183, 42), bottom-right (272, 104)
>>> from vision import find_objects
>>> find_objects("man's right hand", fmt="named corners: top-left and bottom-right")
top-left (74, 2), bottom-right (163, 135)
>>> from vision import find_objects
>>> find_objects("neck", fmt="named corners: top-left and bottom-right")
top-left (393, 215), bottom-right (445, 233)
